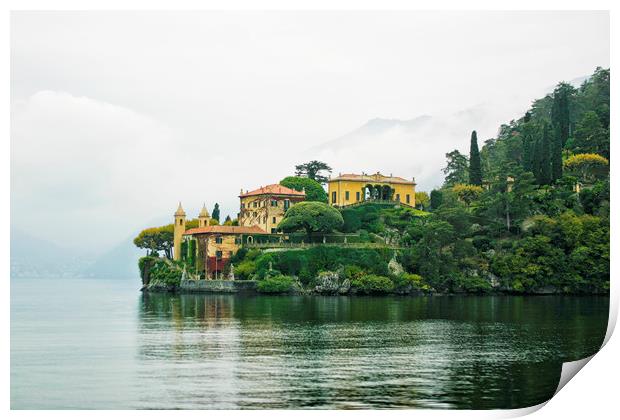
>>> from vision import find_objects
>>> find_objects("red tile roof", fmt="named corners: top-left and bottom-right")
top-left (184, 225), bottom-right (266, 236)
top-left (239, 183), bottom-right (306, 198)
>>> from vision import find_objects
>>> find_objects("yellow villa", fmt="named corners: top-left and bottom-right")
top-left (172, 171), bottom-right (416, 276)
top-left (238, 184), bottom-right (306, 233)
top-left (327, 172), bottom-right (416, 207)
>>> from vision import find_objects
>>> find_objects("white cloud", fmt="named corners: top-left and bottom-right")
top-left (12, 91), bottom-right (186, 249)
top-left (10, 11), bottom-right (609, 253)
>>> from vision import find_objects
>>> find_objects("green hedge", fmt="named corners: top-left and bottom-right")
top-left (351, 275), bottom-right (394, 294)
top-left (252, 246), bottom-right (393, 283)
top-left (257, 275), bottom-right (295, 293)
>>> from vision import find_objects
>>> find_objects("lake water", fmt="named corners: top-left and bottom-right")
top-left (11, 278), bottom-right (609, 409)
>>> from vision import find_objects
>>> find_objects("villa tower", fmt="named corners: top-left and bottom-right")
top-left (173, 202), bottom-right (186, 261)
top-left (198, 203), bottom-right (210, 228)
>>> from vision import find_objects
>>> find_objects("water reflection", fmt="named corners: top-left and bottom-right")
top-left (137, 294), bottom-right (608, 409)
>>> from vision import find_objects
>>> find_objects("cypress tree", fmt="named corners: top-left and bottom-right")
top-left (550, 125), bottom-right (563, 182)
top-left (212, 203), bottom-right (220, 222)
top-left (522, 112), bottom-right (533, 172)
top-left (430, 189), bottom-right (443, 210)
top-left (539, 123), bottom-right (552, 185)
top-left (532, 137), bottom-right (543, 184)
top-left (551, 83), bottom-right (572, 147)
top-left (522, 132), bottom-right (532, 172)
top-left (468, 130), bottom-right (483, 186)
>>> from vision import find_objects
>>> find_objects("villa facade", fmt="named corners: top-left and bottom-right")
top-left (184, 225), bottom-right (266, 278)
top-left (327, 172), bottom-right (416, 207)
top-left (238, 184), bottom-right (306, 233)
top-left (172, 171), bottom-right (415, 279)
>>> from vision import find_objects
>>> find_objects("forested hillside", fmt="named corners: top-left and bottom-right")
top-left (414, 67), bottom-right (610, 293)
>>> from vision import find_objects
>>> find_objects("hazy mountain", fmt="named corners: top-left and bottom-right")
top-left (80, 214), bottom-right (175, 280)
top-left (309, 102), bottom-right (520, 191)
top-left (11, 217), bottom-right (164, 280)
top-left (309, 75), bottom-right (589, 191)
top-left (10, 228), bottom-right (93, 278)
top-left (81, 235), bottom-right (145, 280)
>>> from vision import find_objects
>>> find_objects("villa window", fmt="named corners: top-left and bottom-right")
top-left (406, 194), bottom-right (410, 204)
top-left (234, 237), bottom-right (241, 244)
top-left (345, 191), bottom-right (350, 201)
top-left (271, 200), bottom-right (278, 206)
top-left (332, 191), bottom-right (337, 203)
top-left (356, 191), bottom-right (360, 201)
top-left (215, 236), bottom-right (223, 244)
top-left (272, 217), bottom-right (276, 223)
top-left (284, 199), bottom-right (290, 210)
top-left (216, 250), bottom-right (223, 260)
top-left (396, 194), bottom-right (400, 201)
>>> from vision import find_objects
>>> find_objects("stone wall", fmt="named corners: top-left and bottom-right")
top-left (179, 280), bottom-right (258, 293)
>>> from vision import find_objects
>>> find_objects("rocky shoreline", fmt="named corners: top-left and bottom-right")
top-left (142, 279), bottom-right (584, 296)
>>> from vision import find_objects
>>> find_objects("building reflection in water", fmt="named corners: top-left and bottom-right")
top-left (135, 294), bottom-right (608, 409)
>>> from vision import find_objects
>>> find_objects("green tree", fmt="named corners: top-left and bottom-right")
top-left (521, 119), bottom-right (535, 173)
top-left (451, 183), bottom-right (483, 205)
top-left (279, 176), bottom-right (328, 203)
top-left (442, 150), bottom-right (469, 186)
top-left (415, 191), bottom-right (430, 210)
top-left (536, 123), bottom-right (552, 185)
top-left (564, 153), bottom-right (609, 184)
top-left (278, 201), bottom-right (344, 239)
top-left (133, 225), bottom-right (174, 258)
top-left (212, 203), bottom-right (220, 222)
top-left (408, 219), bottom-right (457, 291)
top-left (551, 82), bottom-right (574, 147)
top-left (294, 160), bottom-right (333, 184)
top-left (468, 130), bottom-right (483, 185)
top-left (568, 111), bottom-right (609, 158)
top-left (551, 126), bottom-right (563, 183)
top-left (224, 215), bottom-right (232, 225)
top-left (430, 189), bottom-right (443, 210)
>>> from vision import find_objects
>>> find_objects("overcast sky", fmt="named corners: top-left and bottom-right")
top-left (11, 11), bottom-right (609, 253)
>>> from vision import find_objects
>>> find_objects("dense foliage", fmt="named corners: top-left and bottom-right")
top-left (139, 256), bottom-right (183, 287)
top-left (280, 176), bottom-right (328, 203)
top-left (256, 275), bottom-right (295, 293)
top-left (425, 67), bottom-right (610, 294)
top-left (278, 201), bottom-right (344, 237)
top-left (134, 225), bottom-right (174, 258)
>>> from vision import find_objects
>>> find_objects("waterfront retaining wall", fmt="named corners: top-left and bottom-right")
top-left (178, 280), bottom-right (258, 293)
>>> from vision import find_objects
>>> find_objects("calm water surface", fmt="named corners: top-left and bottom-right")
top-left (11, 278), bottom-right (608, 409)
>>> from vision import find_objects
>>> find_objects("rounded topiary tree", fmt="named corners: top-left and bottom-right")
top-left (279, 176), bottom-right (328, 203)
top-left (278, 201), bottom-right (344, 239)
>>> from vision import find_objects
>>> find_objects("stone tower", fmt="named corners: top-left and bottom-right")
top-left (198, 203), bottom-right (210, 228)
top-left (173, 202), bottom-right (186, 261)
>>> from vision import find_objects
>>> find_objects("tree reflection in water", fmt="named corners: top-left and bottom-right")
top-left (136, 294), bottom-right (608, 409)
